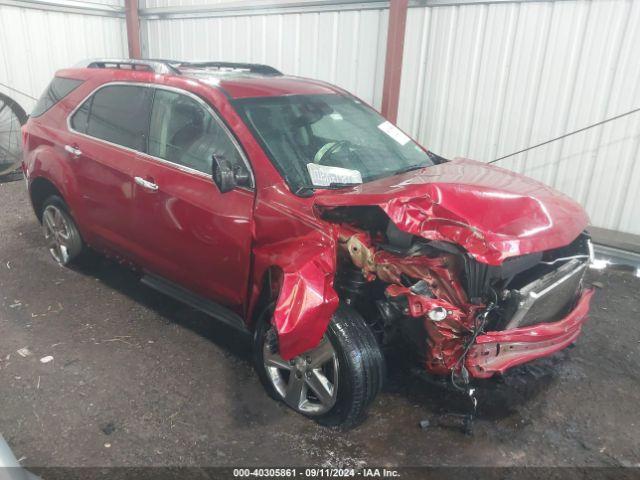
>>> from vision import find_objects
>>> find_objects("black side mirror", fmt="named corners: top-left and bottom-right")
top-left (233, 166), bottom-right (250, 187)
top-left (211, 155), bottom-right (250, 193)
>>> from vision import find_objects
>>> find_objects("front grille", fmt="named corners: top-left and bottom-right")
top-left (504, 259), bottom-right (587, 329)
top-left (463, 251), bottom-right (542, 301)
top-left (463, 257), bottom-right (492, 301)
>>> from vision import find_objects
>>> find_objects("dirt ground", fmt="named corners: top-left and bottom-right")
top-left (0, 179), bottom-right (639, 471)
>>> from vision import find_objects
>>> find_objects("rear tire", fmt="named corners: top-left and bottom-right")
top-left (41, 195), bottom-right (83, 266)
top-left (254, 304), bottom-right (385, 429)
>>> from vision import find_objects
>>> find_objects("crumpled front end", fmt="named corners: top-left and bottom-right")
top-left (251, 227), bottom-right (340, 361)
top-left (255, 158), bottom-right (594, 378)
top-left (326, 207), bottom-right (594, 380)
top-left (466, 288), bottom-right (593, 378)
top-left (389, 276), bottom-right (594, 379)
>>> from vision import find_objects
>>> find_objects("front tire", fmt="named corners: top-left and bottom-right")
top-left (254, 304), bottom-right (385, 429)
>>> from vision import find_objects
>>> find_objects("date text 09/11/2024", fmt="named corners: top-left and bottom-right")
top-left (232, 468), bottom-right (400, 477)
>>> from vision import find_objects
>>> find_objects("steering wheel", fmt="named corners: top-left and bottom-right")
top-left (313, 140), bottom-right (352, 165)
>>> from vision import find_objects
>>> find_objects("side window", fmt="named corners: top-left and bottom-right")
top-left (148, 89), bottom-right (245, 176)
top-left (70, 97), bottom-right (91, 133)
top-left (72, 85), bottom-right (154, 152)
top-left (31, 77), bottom-right (83, 117)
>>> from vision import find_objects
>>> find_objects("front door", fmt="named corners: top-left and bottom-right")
top-left (130, 88), bottom-right (255, 313)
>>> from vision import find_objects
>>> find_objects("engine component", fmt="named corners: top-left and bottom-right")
top-left (428, 307), bottom-right (448, 322)
top-left (503, 258), bottom-right (588, 329)
top-left (335, 224), bottom-right (592, 381)
top-left (334, 265), bottom-right (368, 306)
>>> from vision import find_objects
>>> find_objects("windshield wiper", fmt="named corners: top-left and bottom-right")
top-left (293, 182), bottom-right (361, 196)
top-left (393, 164), bottom-right (428, 176)
top-left (294, 185), bottom-right (316, 197)
top-left (327, 182), bottom-right (361, 189)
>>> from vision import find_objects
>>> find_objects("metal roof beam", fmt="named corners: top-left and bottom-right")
top-left (138, 0), bottom-right (575, 20)
top-left (0, 0), bottom-right (125, 17)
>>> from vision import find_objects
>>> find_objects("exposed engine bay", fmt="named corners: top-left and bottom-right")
top-left (322, 205), bottom-right (593, 382)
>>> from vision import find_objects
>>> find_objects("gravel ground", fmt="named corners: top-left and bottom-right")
top-left (0, 179), bottom-right (639, 471)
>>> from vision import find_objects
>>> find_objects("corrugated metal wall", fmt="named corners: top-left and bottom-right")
top-left (0, 1), bottom-right (128, 112)
top-left (142, 0), bottom-right (229, 7)
top-left (398, 0), bottom-right (640, 235)
top-left (1, 0), bottom-right (637, 234)
top-left (140, 0), bottom-right (640, 236)
top-left (140, 4), bottom-right (389, 108)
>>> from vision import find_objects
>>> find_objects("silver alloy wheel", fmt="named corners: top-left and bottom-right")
top-left (263, 332), bottom-right (339, 415)
top-left (42, 205), bottom-right (74, 265)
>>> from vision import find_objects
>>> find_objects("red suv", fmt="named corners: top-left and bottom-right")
top-left (22, 59), bottom-right (594, 428)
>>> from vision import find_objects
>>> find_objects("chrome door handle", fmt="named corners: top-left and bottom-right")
top-left (64, 145), bottom-right (82, 157)
top-left (134, 176), bottom-right (159, 191)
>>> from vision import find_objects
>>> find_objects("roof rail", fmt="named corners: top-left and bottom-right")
top-left (179, 62), bottom-right (282, 76)
top-left (75, 58), bottom-right (181, 75)
top-left (75, 59), bottom-right (282, 76)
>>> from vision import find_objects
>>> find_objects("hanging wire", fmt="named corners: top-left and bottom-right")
top-left (489, 107), bottom-right (640, 164)
top-left (0, 81), bottom-right (37, 101)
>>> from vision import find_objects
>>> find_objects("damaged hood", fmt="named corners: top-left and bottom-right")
top-left (315, 158), bottom-right (589, 265)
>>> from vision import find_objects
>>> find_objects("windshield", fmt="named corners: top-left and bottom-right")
top-left (234, 94), bottom-right (435, 192)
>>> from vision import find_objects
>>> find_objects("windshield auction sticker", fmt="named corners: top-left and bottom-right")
top-left (378, 121), bottom-right (411, 146)
top-left (307, 163), bottom-right (363, 187)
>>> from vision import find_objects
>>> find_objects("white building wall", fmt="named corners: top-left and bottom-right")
top-left (140, 3), bottom-right (389, 108)
top-left (141, 0), bottom-right (229, 7)
top-left (0, 1), bottom-right (128, 112)
top-left (398, 0), bottom-right (640, 235)
top-left (2, 0), bottom-right (637, 234)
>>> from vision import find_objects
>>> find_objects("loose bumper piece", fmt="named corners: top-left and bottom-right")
top-left (466, 288), bottom-right (594, 378)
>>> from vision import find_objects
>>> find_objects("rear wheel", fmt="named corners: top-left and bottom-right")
top-left (254, 304), bottom-right (385, 429)
top-left (41, 196), bottom-right (83, 266)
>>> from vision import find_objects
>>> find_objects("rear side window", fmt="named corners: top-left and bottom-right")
top-left (31, 77), bottom-right (83, 117)
top-left (71, 85), bottom-right (153, 152)
top-left (71, 98), bottom-right (91, 133)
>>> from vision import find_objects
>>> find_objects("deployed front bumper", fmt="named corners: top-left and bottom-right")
top-left (466, 288), bottom-right (594, 378)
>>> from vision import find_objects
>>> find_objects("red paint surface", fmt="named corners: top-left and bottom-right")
top-left (22, 65), bottom-right (592, 373)
top-left (262, 232), bottom-right (339, 359)
top-left (205, 75), bottom-right (340, 99)
top-left (316, 158), bottom-right (589, 265)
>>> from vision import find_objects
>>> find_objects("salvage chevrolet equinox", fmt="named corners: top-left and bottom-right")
top-left (22, 59), bottom-right (594, 428)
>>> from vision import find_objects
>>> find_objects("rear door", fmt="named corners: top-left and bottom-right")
top-left (130, 87), bottom-right (255, 312)
top-left (67, 83), bottom-right (153, 256)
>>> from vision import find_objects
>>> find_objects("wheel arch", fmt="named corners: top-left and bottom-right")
top-left (29, 176), bottom-right (64, 222)
top-left (249, 266), bottom-right (283, 331)
top-left (249, 233), bottom-right (340, 360)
